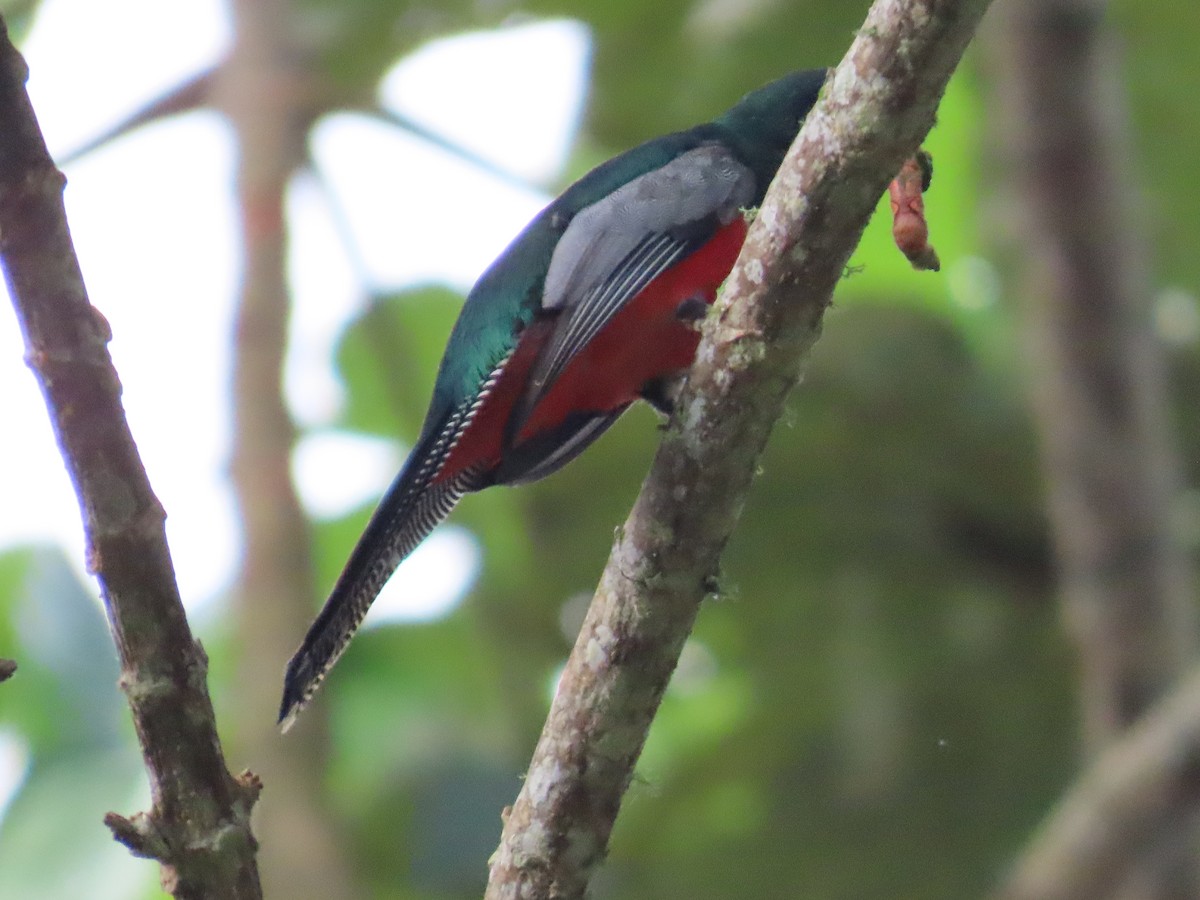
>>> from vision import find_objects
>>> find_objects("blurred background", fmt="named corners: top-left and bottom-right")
top-left (1, 0), bottom-right (1198, 897)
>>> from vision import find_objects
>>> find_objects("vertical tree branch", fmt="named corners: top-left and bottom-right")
top-left (986, 1), bottom-right (1199, 895)
top-left (217, 0), bottom-right (356, 896)
top-left (987, 0), bottom-right (1197, 753)
top-left (485, 1), bottom-right (994, 896)
top-left (0, 15), bottom-right (261, 900)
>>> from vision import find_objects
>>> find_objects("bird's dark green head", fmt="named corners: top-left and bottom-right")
top-left (714, 68), bottom-right (828, 182)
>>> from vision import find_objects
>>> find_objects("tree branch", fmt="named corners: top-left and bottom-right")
top-left (217, 0), bottom-right (357, 895)
top-left (0, 15), bottom-right (262, 900)
top-left (984, 2), bottom-right (1200, 894)
top-left (986, 0), bottom-right (1197, 754)
top-left (993, 662), bottom-right (1200, 900)
top-left (484, 1), bottom-right (994, 896)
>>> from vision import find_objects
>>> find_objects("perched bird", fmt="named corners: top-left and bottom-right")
top-left (280, 68), bottom-right (828, 728)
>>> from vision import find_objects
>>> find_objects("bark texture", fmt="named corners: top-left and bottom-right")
top-left (485, 1), bottom-right (995, 896)
top-left (0, 15), bottom-right (262, 899)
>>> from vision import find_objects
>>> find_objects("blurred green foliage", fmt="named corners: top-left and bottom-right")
top-left (2, 0), bottom-right (1199, 898)
top-left (0, 0), bottom-right (39, 41)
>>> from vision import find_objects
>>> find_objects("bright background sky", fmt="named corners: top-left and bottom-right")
top-left (0, 0), bottom-right (590, 875)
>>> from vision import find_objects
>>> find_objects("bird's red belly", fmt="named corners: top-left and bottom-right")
top-left (436, 216), bottom-right (749, 482)
top-left (516, 217), bottom-right (749, 439)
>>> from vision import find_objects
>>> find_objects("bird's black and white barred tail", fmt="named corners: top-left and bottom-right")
top-left (279, 357), bottom-right (511, 730)
top-left (279, 465), bottom-right (479, 729)
top-left (278, 434), bottom-right (484, 734)
top-left (278, 465), bottom-right (479, 730)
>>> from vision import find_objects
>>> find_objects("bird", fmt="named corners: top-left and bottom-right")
top-left (280, 68), bottom-right (828, 728)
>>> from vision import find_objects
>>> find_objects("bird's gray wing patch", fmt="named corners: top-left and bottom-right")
top-left (519, 144), bottom-right (754, 420)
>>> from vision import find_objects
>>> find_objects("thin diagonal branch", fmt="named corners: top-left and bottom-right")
top-left (484, 1), bottom-right (994, 896)
top-left (993, 662), bottom-right (1200, 900)
top-left (56, 67), bottom-right (214, 166)
top-left (0, 15), bottom-right (261, 900)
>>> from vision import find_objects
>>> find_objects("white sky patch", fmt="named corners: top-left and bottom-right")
top-left (307, 113), bottom-right (552, 292)
top-left (546, 660), bottom-right (567, 705)
top-left (0, 730), bottom-right (29, 824)
top-left (22, 0), bottom-right (231, 156)
top-left (285, 173), bottom-right (362, 427)
top-left (0, 312), bottom-right (82, 551)
top-left (669, 639), bottom-right (719, 696)
top-left (292, 431), bottom-right (402, 520)
top-left (380, 19), bottom-right (591, 184)
top-left (363, 525), bottom-right (482, 625)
